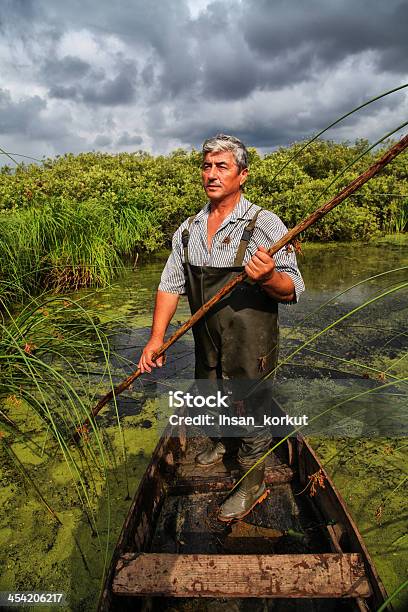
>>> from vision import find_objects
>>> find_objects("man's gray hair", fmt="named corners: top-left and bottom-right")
top-left (202, 134), bottom-right (248, 172)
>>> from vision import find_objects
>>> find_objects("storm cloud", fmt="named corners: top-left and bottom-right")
top-left (0, 0), bottom-right (407, 161)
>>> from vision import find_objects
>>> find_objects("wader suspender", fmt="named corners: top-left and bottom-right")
top-left (232, 209), bottom-right (261, 266)
top-left (181, 209), bottom-right (262, 266)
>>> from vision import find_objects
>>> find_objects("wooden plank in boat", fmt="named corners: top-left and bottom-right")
top-left (175, 436), bottom-right (293, 491)
top-left (112, 552), bottom-right (371, 599)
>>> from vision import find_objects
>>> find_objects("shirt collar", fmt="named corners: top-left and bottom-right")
top-left (193, 201), bottom-right (211, 223)
top-left (193, 195), bottom-right (254, 224)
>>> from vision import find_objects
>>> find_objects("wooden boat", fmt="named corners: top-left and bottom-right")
top-left (98, 427), bottom-right (389, 611)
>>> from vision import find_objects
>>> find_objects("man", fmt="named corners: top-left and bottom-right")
top-left (139, 134), bottom-right (304, 521)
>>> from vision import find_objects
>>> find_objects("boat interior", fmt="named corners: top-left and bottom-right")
top-left (99, 433), bottom-right (386, 611)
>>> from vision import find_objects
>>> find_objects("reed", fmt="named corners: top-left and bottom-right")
top-left (377, 579), bottom-right (408, 612)
top-left (0, 292), bottom-right (130, 580)
top-left (0, 197), bottom-right (163, 306)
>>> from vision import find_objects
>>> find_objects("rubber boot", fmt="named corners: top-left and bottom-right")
top-left (218, 462), bottom-right (268, 522)
top-left (195, 440), bottom-right (226, 466)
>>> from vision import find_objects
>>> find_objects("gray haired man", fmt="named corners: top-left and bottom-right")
top-left (139, 134), bottom-right (304, 521)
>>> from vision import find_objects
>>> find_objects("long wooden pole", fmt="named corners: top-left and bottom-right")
top-left (76, 134), bottom-right (408, 437)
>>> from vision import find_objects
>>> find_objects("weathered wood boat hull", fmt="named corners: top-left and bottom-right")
top-left (98, 432), bottom-right (389, 611)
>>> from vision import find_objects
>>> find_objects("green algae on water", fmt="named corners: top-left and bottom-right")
top-left (1, 238), bottom-right (407, 610)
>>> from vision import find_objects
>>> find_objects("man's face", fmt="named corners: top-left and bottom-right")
top-left (202, 151), bottom-right (248, 202)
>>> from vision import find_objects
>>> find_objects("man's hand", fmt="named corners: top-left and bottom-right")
top-left (245, 245), bottom-right (276, 283)
top-left (138, 336), bottom-right (165, 373)
top-left (246, 245), bottom-right (295, 302)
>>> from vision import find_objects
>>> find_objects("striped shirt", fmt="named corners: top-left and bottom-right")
top-left (158, 195), bottom-right (305, 303)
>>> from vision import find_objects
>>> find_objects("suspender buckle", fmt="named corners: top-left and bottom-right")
top-left (241, 228), bottom-right (252, 243)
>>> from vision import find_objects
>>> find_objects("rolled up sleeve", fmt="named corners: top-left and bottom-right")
top-left (158, 228), bottom-right (186, 294)
top-left (257, 211), bottom-right (305, 304)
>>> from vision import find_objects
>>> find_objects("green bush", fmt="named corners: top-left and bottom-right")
top-left (0, 140), bottom-right (406, 304)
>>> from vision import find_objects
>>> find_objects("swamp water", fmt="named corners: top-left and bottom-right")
top-left (1, 236), bottom-right (407, 610)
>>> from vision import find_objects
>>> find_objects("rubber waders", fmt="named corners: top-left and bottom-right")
top-left (182, 209), bottom-right (278, 520)
top-left (218, 462), bottom-right (268, 522)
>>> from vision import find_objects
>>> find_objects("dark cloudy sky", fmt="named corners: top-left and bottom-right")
top-left (0, 0), bottom-right (407, 161)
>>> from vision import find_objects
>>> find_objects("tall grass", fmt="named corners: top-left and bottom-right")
top-left (0, 291), bottom-right (132, 583)
top-left (0, 197), bottom-right (162, 305)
